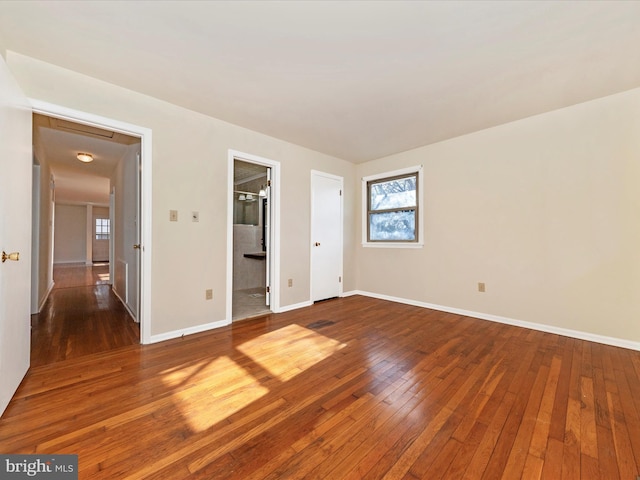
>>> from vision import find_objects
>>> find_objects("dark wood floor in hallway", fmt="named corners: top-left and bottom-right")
top-left (30, 263), bottom-right (139, 367)
top-left (3, 295), bottom-right (639, 479)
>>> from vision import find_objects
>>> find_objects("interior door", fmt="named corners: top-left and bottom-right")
top-left (0, 57), bottom-right (32, 416)
top-left (311, 171), bottom-right (343, 302)
top-left (133, 150), bottom-right (141, 321)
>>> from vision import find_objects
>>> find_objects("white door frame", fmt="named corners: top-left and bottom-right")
top-left (226, 149), bottom-right (281, 321)
top-left (310, 170), bottom-right (344, 301)
top-left (30, 165), bottom-right (41, 314)
top-left (29, 99), bottom-right (154, 344)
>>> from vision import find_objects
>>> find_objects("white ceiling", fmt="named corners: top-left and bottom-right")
top-left (3, 1), bottom-right (640, 163)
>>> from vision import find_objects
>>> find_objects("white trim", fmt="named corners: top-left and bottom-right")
top-left (31, 165), bottom-right (41, 314)
top-left (351, 290), bottom-right (640, 352)
top-left (109, 189), bottom-right (115, 287)
top-left (227, 149), bottom-right (281, 322)
top-left (275, 300), bottom-right (313, 313)
top-left (38, 281), bottom-right (55, 312)
top-left (111, 287), bottom-right (137, 322)
top-left (310, 170), bottom-right (344, 302)
top-left (361, 165), bottom-right (424, 248)
top-left (29, 99), bottom-right (154, 344)
top-left (147, 319), bottom-right (230, 344)
top-left (85, 204), bottom-right (93, 265)
top-left (340, 290), bottom-right (359, 297)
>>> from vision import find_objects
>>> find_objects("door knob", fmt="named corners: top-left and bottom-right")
top-left (133, 244), bottom-right (141, 250)
top-left (2, 251), bottom-right (19, 263)
top-left (314, 242), bottom-right (321, 247)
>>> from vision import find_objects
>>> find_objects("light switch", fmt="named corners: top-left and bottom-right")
top-left (169, 210), bottom-right (178, 222)
top-left (192, 211), bottom-right (199, 222)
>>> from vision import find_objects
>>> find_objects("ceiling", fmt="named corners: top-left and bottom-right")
top-left (234, 160), bottom-right (267, 186)
top-left (33, 114), bottom-right (138, 205)
top-left (3, 1), bottom-right (640, 163)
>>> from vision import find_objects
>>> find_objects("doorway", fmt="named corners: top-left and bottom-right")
top-left (232, 159), bottom-right (270, 320)
top-left (29, 101), bottom-right (152, 345)
top-left (227, 150), bottom-right (280, 322)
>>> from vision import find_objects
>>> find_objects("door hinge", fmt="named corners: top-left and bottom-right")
top-left (339, 276), bottom-right (342, 283)
top-left (339, 189), bottom-right (342, 196)
top-left (266, 286), bottom-right (270, 293)
top-left (267, 180), bottom-right (271, 187)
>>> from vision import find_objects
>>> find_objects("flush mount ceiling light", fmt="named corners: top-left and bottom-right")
top-left (77, 152), bottom-right (93, 163)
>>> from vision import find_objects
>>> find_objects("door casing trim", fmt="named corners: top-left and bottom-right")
top-left (29, 99), bottom-right (153, 344)
top-left (227, 149), bottom-right (281, 321)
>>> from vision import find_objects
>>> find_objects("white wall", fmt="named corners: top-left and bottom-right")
top-left (53, 204), bottom-right (86, 263)
top-left (356, 87), bottom-right (640, 345)
top-left (6, 52), bottom-right (357, 338)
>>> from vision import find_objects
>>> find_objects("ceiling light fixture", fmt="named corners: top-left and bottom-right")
top-left (77, 152), bottom-right (94, 163)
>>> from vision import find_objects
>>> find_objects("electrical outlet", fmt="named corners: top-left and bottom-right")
top-left (205, 289), bottom-right (213, 300)
top-left (478, 282), bottom-right (485, 293)
top-left (169, 210), bottom-right (178, 222)
top-left (288, 278), bottom-right (293, 287)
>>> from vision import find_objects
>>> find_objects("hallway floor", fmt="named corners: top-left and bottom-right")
top-left (30, 263), bottom-right (140, 367)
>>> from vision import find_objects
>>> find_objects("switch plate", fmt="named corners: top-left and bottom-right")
top-left (169, 210), bottom-right (178, 222)
top-left (205, 289), bottom-right (213, 300)
top-left (478, 282), bottom-right (485, 293)
top-left (288, 278), bottom-right (293, 287)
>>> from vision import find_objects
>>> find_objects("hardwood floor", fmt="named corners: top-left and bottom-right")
top-left (3, 295), bottom-right (640, 479)
top-left (31, 263), bottom-right (140, 367)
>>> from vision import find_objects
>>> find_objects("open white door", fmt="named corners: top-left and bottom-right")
top-left (133, 150), bottom-right (141, 321)
top-left (0, 56), bottom-right (33, 416)
top-left (311, 171), bottom-right (343, 302)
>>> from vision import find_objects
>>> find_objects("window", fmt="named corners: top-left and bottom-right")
top-left (362, 166), bottom-right (423, 247)
top-left (95, 218), bottom-right (110, 240)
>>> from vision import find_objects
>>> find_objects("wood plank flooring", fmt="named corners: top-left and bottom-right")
top-left (3, 295), bottom-right (640, 479)
top-left (31, 263), bottom-right (139, 367)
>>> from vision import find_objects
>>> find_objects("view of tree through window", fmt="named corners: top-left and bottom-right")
top-left (367, 172), bottom-right (418, 242)
top-left (95, 218), bottom-right (110, 240)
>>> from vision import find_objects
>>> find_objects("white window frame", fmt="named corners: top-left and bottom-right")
top-left (362, 165), bottom-right (424, 248)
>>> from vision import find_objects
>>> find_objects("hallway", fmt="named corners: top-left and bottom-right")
top-left (30, 263), bottom-right (140, 367)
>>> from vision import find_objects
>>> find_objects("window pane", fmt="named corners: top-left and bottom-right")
top-left (95, 218), bottom-right (110, 240)
top-left (369, 210), bottom-right (416, 241)
top-left (370, 175), bottom-right (416, 211)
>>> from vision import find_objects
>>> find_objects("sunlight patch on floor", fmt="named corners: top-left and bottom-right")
top-left (237, 324), bottom-right (346, 382)
top-left (162, 356), bottom-right (268, 432)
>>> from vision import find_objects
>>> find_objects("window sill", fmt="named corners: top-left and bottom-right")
top-left (362, 242), bottom-right (424, 249)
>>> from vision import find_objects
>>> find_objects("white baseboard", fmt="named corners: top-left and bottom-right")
top-left (275, 300), bottom-right (313, 313)
top-left (37, 281), bottom-right (55, 312)
top-left (147, 301), bottom-right (312, 345)
top-left (341, 290), bottom-right (359, 297)
top-left (147, 319), bottom-right (232, 344)
top-left (349, 290), bottom-right (640, 352)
